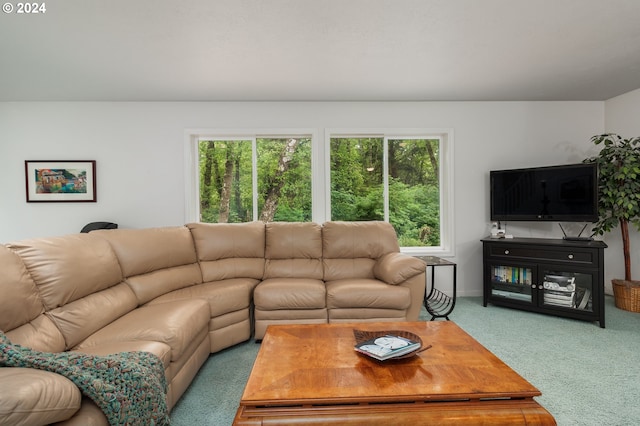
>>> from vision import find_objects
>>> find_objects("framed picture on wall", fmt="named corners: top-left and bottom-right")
top-left (25, 160), bottom-right (97, 202)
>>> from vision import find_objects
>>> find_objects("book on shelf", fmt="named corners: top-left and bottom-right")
top-left (354, 334), bottom-right (421, 361)
top-left (544, 290), bottom-right (575, 300)
top-left (544, 298), bottom-right (576, 307)
top-left (492, 266), bottom-right (531, 285)
top-left (544, 289), bottom-right (576, 307)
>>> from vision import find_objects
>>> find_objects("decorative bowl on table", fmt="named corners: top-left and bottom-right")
top-left (353, 329), bottom-right (427, 360)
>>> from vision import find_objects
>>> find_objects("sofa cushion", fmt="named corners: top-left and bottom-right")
top-left (322, 221), bottom-right (400, 281)
top-left (74, 299), bottom-right (210, 362)
top-left (8, 234), bottom-right (123, 310)
top-left (0, 368), bottom-right (81, 426)
top-left (6, 316), bottom-right (68, 354)
top-left (123, 264), bottom-right (203, 305)
top-left (93, 227), bottom-right (197, 277)
top-left (148, 278), bottom-right (257, 318)
top-left (373, 252), bottom-right (426, 285)
top-left (326, 278), bottom-right (411, 310)
top-left (57, 397), bottom-right (109, 426)
top-left (6, 234), bottom-right (134, 352)
top-left (188, 222), bottom-right (265, 281)
top-left (254, 278), bottom-right (326, 310)
top-left (46, 283), bottom-right (138, 350)
top-left (0, 245), bottom-right (44, 332)
top-left (264, 222), bottom-right (323, 279)
top-left (0, 246), bottom-right (67, 352)
top-left (322, 221), bottom-right (400, 259)
top-left (322, 258), bottom-right (377, 281)
top-left (94, 227), bottom-right (203, 304)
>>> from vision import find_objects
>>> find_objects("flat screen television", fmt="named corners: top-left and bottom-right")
top-left (490, 163), bottom-right (598, 222)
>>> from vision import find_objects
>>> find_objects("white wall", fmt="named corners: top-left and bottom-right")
top-left (606, 88), bottom-right (640, 134)
top-left (603, 88), bottom-right (640, 288)
top-left (0, 101), bottom-right (604, 296)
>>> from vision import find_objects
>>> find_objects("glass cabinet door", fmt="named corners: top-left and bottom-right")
top-left (540, 269), bottom-right (594, 312)
top-left (489, 264), bottom-right (534, 304)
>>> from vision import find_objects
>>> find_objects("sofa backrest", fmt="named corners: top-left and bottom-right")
top-left (264, 222), bottom-right (323, 279)
top-left (7, 234), bottom-right (136, 350)
top-left (322, 221), bottom-right (400, 281)
top-left (187, 222), bottom-right (266, 281)
top-left (93, 226), bottom-right (203, 305)
top-left (0, 245), bottom-right (66, 352)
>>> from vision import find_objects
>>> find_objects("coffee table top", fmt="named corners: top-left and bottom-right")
top-left (239, 321), bottom-right (540, 407)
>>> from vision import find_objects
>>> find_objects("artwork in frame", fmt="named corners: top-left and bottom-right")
top-left (25, 160), bottom-right (97, 202)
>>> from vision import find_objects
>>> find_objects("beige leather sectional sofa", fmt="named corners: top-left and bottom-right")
top-left (0, 221), bottom-right (426, 426)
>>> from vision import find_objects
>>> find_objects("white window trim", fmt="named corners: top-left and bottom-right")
top-left (325, 128), bottom-right (455, 257)
top-left (184, 128), bottom-right (319, 223)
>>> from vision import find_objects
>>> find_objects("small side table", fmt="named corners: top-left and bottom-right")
top-left (417, 256), bottom-right (457, 321)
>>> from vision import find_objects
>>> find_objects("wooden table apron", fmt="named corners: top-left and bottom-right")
top-left (233, 321), bottom-right (556, 425)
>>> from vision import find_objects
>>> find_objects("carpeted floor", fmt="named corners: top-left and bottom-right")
top-left (171, 296), bottom-right (640, 425)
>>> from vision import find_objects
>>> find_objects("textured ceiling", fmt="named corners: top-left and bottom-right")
top-left (1, 0), bottom-right (640, 101)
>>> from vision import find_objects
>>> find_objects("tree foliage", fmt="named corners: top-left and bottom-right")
top-left (329, 137), bottom-right (440, 246)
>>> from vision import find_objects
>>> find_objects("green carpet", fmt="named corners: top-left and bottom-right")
top-left (171, 296), bottom-right (640, 425)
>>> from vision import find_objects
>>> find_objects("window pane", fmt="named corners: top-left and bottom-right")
top-left (330, 136), bottom-right (441, 248)
top-left (388, 138), bottom-right (440, 247)
top-left (257, 137), bottom-right (312, 222)
top-left (330, 137), bottom-right (384, 221)
top-left (199, 140), bottom-right (253, 223)
top-left (199, 137), bottom-right (312, 223)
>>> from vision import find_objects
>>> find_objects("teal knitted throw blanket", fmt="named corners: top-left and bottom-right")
top-left (0, 332), bottom-right (169, 426)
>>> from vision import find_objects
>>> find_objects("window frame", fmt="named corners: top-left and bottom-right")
top-left (325, 128), bottom-right (455, 256)
top-left (184, 128), bottom-right (319, 224)
top-left (185, 127), bottom-right (454, 256)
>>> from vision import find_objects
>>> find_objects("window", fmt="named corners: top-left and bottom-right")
top-left (185, 127), bottom-right (453, 255)
top-left (190, 133), bottom-right (312, 223)
top-left (327, 130), bottom-right (453, 255)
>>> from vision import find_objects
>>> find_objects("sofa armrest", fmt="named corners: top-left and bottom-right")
top-left (0, 367), bottom-right (81, 426)
top-left (373, 252), bottom-right (425, 285)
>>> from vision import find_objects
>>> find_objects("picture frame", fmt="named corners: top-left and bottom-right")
top-left (25, 160), bottom-right (97, 202)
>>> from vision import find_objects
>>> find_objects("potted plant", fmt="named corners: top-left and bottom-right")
top-left (585, 133), bottom-right (640, 312)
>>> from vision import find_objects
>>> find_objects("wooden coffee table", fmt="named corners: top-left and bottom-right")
top-left (233, 322), bottom-right (556, 425)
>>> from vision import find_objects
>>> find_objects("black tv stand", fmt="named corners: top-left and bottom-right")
top-left (481, 237), bottom-right (606, 327)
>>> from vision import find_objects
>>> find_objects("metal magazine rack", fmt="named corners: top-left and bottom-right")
top-left (418, 256), bottom-right (457, 321)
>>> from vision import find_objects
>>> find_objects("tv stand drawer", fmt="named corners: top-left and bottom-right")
top-left (488, 244), bottom-right (594, 265)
